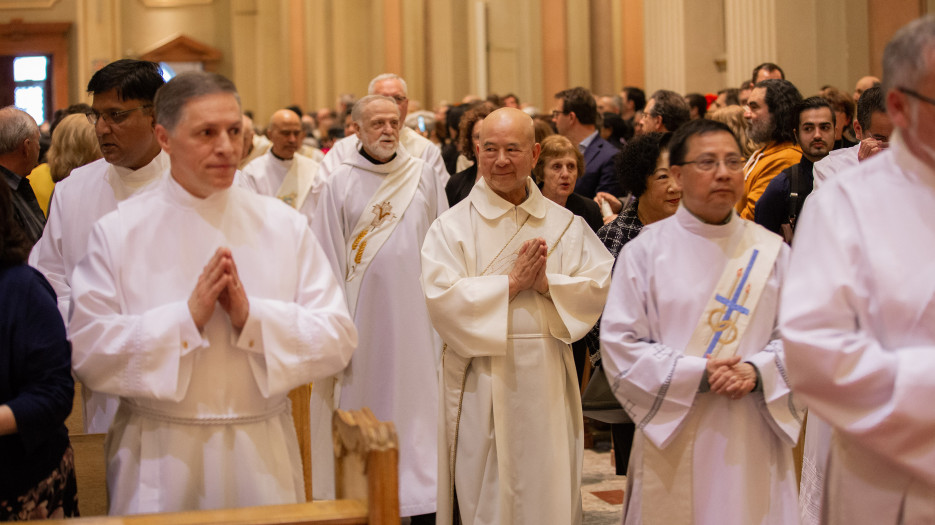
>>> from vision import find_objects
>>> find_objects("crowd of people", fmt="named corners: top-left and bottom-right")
top-left (1, 13), bottom-right (934, 525)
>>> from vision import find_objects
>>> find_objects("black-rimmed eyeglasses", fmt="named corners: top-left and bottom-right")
top-left (898, 86), bottom-right (935, 107)
top-left (86, 105), bottom-right (152, 126)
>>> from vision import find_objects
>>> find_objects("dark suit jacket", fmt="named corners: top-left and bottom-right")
top-left (574, 134), bottom-right (621, 198)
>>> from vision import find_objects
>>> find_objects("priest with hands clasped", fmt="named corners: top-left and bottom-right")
top-left (599, 118), bottom-right (802, 525)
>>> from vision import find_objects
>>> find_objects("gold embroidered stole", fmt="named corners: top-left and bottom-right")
top-left (441, 205), bottom-right (574, 520)
top-left (343, 155), bottom-right (422, 317)
top-left (641, 221), bottom-right (782, 525)
top-left (275, 155), bottom-right (319, 210)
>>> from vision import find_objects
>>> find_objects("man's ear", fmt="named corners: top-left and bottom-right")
top-left (670, 164), bottom-right (683, 188)
top-left (154, 124), bottom-right (171, 153)
top-left (852, 119), bottom-right (864, 141)
top-left (886, 89), bottom-right (910, 130)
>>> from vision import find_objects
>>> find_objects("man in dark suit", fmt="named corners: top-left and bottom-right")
top-left (552, 87), bottom-right (620, 198)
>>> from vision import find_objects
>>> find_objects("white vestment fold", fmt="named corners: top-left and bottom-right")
top-left (68, 175), bottom-right (357, 514)
top-left (422, 177), bottom-right (613, 525)
top-left (29, 152), bottom-right (170, 433)
top-left (600, 206), bottom-right (802, 525)
top-left (242, 150), bottom-right (323, 220)
top-left (782, 130), bottom-right (935, 524)
top-left (309, 145), bottom-right (446, 517)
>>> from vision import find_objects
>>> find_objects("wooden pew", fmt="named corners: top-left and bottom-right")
top-left (52, 388), bottom-right (399, 524)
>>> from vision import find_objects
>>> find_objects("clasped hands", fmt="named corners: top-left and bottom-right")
top-left (508, 238), bottom-right (549, 300)
top-left (705, 355), bottom-right (756, 400)
top-left (188, 247), bottom-right (249, 331)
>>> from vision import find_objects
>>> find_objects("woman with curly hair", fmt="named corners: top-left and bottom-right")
top-left (533, 134), bottom-right (603, 232)
top-left (0, 180), bottom-right (77, 520)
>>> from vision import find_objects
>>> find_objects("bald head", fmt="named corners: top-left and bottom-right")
top-left (269, 109), bottom-right (304, 159)
top-left (854, 75), bottom-right (881, 102)
top-left (477, 108), bottom-right (540, 205)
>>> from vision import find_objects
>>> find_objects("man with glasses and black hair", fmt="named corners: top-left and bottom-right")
top-left (782, 15), bottom-right (935, 524)
top-left (601, 118), bottom-right (802, 525)
top-left (30, 59), bottom-right (168, 434)
top-left (552, 86), bottom-right (620, 198)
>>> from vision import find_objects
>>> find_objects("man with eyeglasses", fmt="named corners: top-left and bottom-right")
top-left (318, 73), bottom-right (449, 184)
top-left (737, 78), bottom-right (803, 220)
top-left (30, 59), bottom-right (168, 434)
top-left (600, 118), bottom-right (802, 525)
top-left (551, 86), bottom-right (620, 198)
top-left (782, 15), bottom-right (935, 524)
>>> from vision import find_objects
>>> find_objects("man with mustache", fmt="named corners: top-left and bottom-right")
top-left (754, 96), bottom-right (835, 239)
top-left (309, 95), bottom-right (447, 523)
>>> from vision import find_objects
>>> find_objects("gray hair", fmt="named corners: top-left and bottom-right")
top-left (0, 106), bottom-right (38, 156)
top-left (883, 15), bottom-right (935, 94)
top-left (367, 73), bottom-right (408, 96)
top-left (351, 95), bottom-right (399, 125)
top-left (154, 71), bottom-right (241, 132)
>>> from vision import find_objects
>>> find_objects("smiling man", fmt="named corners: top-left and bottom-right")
top-left (67, 71), bottom-right (357, 514)
top-left (754, 96), bottom-right (836, 239)
top-left (600, 118), bottom-right (802, 525)
top-left (309, 94), bottom-right (446, 522)
top-left (421, 107), bottom-right (613, 525)
top-left (29, 59), bottom-right (168, 434)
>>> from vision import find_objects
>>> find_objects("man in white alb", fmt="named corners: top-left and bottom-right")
top-left (30, 59), bottom-right (169, 433)
top-left (782, 15), bottom-right (935, 524)
top-left (242, 108), bottom-right (323, 220)
top-left (600, 118), bottom-right (802, 525)
top-left (68, 71), bottom-right (357, 514)
top-left (319, 73), bottom-right (449, 184)
top-left (421, 108), bottom-right (613, 525)
top-left (310, 95), bottom-right (446, 522)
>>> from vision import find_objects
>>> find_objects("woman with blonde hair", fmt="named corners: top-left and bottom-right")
top-left (47, 114), bottom-right (102, 183)
top-left (708, 105), bottom-right (756, 158)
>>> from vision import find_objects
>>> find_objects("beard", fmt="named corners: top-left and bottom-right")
top-left (362, 134), bottom-right (398, 161)
top-left (748, 117), bottom-right (773, 144)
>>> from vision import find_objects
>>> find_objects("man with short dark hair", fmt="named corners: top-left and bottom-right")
top-left (620, 86), bottom-right (646, 126)
top-left (68, 70), bottom-right (356, 514)
top-left (639, 89), bottom-right (691, 134)
top-left (737, 78), bottom-right (803, 219)
top-left (752, 62), bottom-right (785, 83)
top-left (685, 93), bottom-right (708, 119)
top-left (30, 59), bottom-right (170, 433)
top-left (754, 97), bottom-right (835, 238)
top-left (242, 108), bottom-right (323, 220)
top-left (782, 14), bottom-right (935, 523)
top-left (552, 86), bottom-right (620, 197)
top-left (601, 118), bottom-right (801, 524)
top-left (813, 85), bottom-right (893, 188)
top-left (0, 106), bottom-right (43, 246)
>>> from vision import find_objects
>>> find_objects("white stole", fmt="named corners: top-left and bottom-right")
top-left (275, 155), bottom-right (319, 211)
top-left (642, 215), bottom-right (782, 525)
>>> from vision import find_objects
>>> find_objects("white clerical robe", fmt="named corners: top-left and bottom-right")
top-left (600, 206), bottom-right (802, 525)
top-left (320, 127), bottom-right (449, 185)
top-left (811, 144), bottom-right (858, 190)
top-left (29, 152), bottom-right (170, 433)
top-left (421, 177), bottom-right (613, 525)
top-left (68, 175), bottom-right (357, 515)
top-left (781, 130), bottom-right (935, 524)
top-left (310, 145), bottom-right (446, 516)
top-left (242, 150), bottom-right (323, 220)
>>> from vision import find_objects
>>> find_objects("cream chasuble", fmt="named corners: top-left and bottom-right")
top-left (600, 206), bottom-right (802, 525)
top-left (421, 177), bottom-right (613, 525)
top-left (242, 150), bottom-right (323, 220)
top-left (68, 176), bottom-right (357, 515)
top-left (29, 152), bottom-right (170, 434)
top-left (782, 132), bottom-right (935, 524)
top-left (310, 145), bottom-right (446, 517)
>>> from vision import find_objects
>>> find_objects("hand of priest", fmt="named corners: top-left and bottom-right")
top-left (707, 356), bottom-right (756, 399)
top-left (218, 251), bottom-right (249, 330)
top-left (189, 248), bottom-right (234, 331)
top-left (508, 238), bottom-right (547, 299)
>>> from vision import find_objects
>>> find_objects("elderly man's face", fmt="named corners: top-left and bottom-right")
top-left (671, 130), bottom-right (744, 224)
top-left (357, 99), bottom-right (400, 162)
top-left (91, 88), bottom-right (159, 170)
top-left (639, 98), bottom-right (663, 133)
top-left (269, 111), bottom-right (304, 159)
top-left (157, 92), bottom-right (243, 198)
top-left (371, 79), bottom-right (409, 123)
top-left (744, 87), bottom-right (772, 143)
top-left (892, 53), bottom-right (935, 167)
top-left (477, 109), bottom-right (540, 205)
